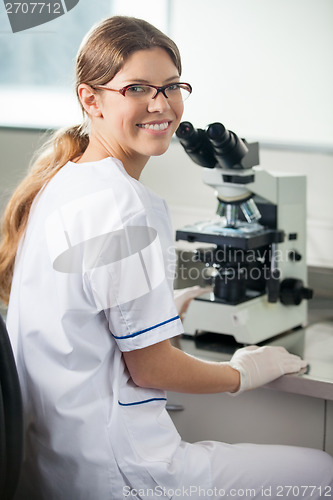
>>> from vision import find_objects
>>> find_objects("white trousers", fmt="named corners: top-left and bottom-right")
top-left (14, 440), bottom-right (333, 499)
top-left (172, 440), bottom-right (333, 500)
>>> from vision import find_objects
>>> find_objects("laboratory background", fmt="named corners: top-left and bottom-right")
top-left (1, 0), bottom-right (333, 458)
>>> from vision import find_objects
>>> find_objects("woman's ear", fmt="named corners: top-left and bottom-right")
top-left (77, 84), bottom-right (103, 118)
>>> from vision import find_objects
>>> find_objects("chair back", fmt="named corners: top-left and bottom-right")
top-left (0, 313), bottom-right (23, 500)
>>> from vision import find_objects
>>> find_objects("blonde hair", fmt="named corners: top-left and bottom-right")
top-left (0, 16), bottom-right (182, 305)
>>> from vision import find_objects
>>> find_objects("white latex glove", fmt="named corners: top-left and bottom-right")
top-left (174, 286), bottom-right (212, 320)
top-left (229, 345), bottom-right (308, 393)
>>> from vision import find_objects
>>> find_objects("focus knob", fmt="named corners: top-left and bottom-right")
top-left (280, 278), bottom-right (313, 306)
top-left (288, 250), bottom-right (302, 262)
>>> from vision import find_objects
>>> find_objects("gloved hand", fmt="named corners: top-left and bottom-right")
top-left (174, 286), bottom-right (212, 320)
top-left (229, 345), bottom-right (308, 393)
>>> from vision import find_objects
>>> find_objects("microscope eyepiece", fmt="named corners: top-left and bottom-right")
top-left (207, 122), bottom-right (239, 153)
top-left (206, 122), bottom-right (248, 169)
top-left (175, 121), bottom-right (195, 140)
top-left (206, 122), bottom-right (228, 144)
top-left (176, 121), bottom-right (216, 168)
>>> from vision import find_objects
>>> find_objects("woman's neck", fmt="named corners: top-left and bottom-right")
top-left (75, 140), bottom-right (149, 180)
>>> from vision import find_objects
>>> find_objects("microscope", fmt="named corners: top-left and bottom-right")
top-left (175, 121), bottom-right (313, 344)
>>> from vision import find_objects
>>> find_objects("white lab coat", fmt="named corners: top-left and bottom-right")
top-left (7, 158), bottom-right (333, 499)
top-left (8, 157), bottom-right (185, 498)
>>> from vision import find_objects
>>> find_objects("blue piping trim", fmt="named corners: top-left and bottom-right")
top-left (112, 315), bottom-right (180, 340)
top-left (118, 397), bottom-right (167, 407)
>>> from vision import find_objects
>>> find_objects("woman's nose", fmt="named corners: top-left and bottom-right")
top-left (147, 92), bottom-right (171, 112)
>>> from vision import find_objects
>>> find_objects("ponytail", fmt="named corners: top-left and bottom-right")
top-left (0, 123), bottom-right (89, 305)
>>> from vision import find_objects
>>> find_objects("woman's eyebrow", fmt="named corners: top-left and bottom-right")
top-left (124, 75), bottom-right (180, 84)
top-left (164, 75), bottom-right (181, 82)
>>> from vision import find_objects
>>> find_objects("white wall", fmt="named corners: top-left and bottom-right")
top-left (170, 0), bottom-right (333, 150)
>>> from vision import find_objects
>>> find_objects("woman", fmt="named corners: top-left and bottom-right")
top-left (0, 16), bottom-right (332, 500)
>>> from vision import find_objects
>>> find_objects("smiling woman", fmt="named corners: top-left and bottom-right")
top-left (76, 47), bottom-right (185, 176)
top-left (1, 14), bottom-right (332, 500)
top-left (74, 18), bottom-right (185, 175)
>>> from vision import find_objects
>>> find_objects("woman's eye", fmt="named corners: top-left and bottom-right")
top-left (167, 84), bottom-right (180, 92)
top-left (127, 85), bottom-right (146, 94)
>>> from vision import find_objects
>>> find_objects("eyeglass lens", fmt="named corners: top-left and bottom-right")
top-left (125, 84), bottom-right (191, 102)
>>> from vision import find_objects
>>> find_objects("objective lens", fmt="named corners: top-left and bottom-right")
top-left (240, 198), bottom-right (261, 222)
top-left (216, 200), bottom-right (226, 217)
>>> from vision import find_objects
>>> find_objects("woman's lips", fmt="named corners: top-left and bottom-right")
top-left (137, 121), bottom-right (170, 131)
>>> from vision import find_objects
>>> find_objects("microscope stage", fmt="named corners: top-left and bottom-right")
top-left (176, 223), bottom-right (284, 250)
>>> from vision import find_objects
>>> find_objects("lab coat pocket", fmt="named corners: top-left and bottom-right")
top-left (118, 386), bottom-right (181, 464)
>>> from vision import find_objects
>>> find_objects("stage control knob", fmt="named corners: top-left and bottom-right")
top-left (280, 278), bottom-right (313, 306)
top-left (288, 250), bottom-right (302, 262)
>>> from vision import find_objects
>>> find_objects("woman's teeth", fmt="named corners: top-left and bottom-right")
top-left (138, 122), bottom-right (169, 131)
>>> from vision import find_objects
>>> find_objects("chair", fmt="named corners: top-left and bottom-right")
top-left (0, 313), bottom-right (24, 500)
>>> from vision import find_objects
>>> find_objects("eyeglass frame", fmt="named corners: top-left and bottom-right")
top-left (90, 82), bottom-right (192, 101)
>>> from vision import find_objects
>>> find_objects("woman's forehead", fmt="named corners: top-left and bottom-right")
top-left (113, 47), bottom-right (179, 84)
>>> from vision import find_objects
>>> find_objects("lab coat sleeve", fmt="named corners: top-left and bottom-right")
top-left (44, 180), bottom-right (183, 352)
top-left (84, 212), bottom-right (184, 352)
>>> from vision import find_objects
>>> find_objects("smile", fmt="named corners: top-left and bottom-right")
top-left (137, 122), bottom-right (169, 131)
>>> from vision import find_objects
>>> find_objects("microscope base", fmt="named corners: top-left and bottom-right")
top-left (182, 294), bottom-right (307, 345)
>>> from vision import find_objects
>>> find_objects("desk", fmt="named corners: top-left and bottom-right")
top-left (167, 318), bottom-right (333, 456)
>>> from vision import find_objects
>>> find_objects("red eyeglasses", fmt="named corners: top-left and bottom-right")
top-left (91, 82), bottom-right (192, 103)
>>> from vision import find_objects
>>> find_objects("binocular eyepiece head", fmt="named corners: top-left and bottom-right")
top-left (176, 121), bottom-right (257, 171)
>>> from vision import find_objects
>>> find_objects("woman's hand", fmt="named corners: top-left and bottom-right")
top-left (229, 345), bottom-right (308, 393)
top-left (174, 286), bottom-right (212, 320)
